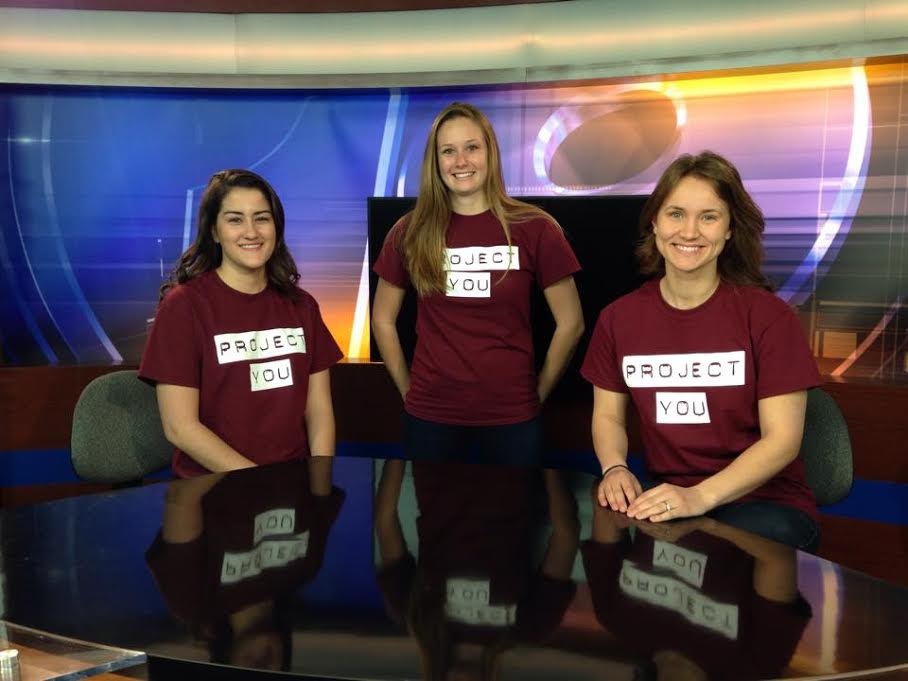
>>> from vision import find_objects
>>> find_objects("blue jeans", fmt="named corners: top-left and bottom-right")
top-left (402, 412), bottom-right (543, 467)
top-left (707, 501), bottom-right (820, 553)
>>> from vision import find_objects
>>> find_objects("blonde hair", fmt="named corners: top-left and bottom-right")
top-left (398, 102), bottom-right (555, 296)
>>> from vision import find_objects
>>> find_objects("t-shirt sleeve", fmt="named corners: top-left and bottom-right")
top-left (752, 298), bottom-right (822, 400)
top-left (303, 294), bottom-right (344, 374)
top-left (580, 305), bottom-right (628, 393)
top-left (372, 222), bottom-right (411, 289)
top-left (533, 218), bottom-right (581, 289)
top-left (138, 287), bottom-right (202, 388)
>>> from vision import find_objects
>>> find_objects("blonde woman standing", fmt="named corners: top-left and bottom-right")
top-left (372, 103), bottom-right (583, 464)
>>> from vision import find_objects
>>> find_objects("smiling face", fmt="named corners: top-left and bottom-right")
top-left (653, 175), bottom-right (731, 282)
top-left (436, 116), bottom-right (489, 213)
top-left (213, 187), bottom-right (276, 291)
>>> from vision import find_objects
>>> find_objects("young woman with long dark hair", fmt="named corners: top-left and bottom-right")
top-left (140, 169), bottom-right (342, 477)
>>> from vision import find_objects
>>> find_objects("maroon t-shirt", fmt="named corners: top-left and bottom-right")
top-left (377, 463), bottom-right (575, 643)
top-left (373, 210), bottom-right (580, 425)
top-left (581, 279), bottom-right (821, 520)
top-left (582, 531), bottom-right (810, 679)
top-left (139, 271), bottom-right (343, 478)
top-left (146, 462), bottom-right (345, 628)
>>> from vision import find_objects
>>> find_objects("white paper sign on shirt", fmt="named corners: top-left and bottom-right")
top-left (619, 560), bottom-right (739, 639)
top-left (445, 578), bottom-right (516, 627)
top-left (447, 577), bottom-right (491, 605)
top-left (444, 246), bottom-right (520, 298)
top-left (652, 540), bottom-right (708, 587)
top-left (253, 507), bottom-right (295, 545)
top-left (214, 327), bottom-right (306, 365)
top-left (250, 358), bottom-right (294, 392)
top-left (623, 351), bottom-right (745, 388)
top-left (220, 531), bottom-right (310, 585)
top-left (655, 391), bottom-right (711, 424)
top-left (446, 271), bottom-right (491, 298)
top-left (444, 246), bottom-right (519, 272)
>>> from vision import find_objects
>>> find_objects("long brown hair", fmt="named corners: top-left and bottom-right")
top-left (159, 169), bottom-right (301, 301)
top-left (637, 151), bottom-right (773, 291)
top-left (398, 102), bottom-right (555, 296)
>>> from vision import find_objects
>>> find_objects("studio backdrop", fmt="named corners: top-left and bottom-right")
top-left (1, 57), bottom-right (906, 381)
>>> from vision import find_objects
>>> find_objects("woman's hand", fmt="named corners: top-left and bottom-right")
top-left (626, 482), bottom-right (711, 522)
top-left (596, 465), bottom-right (642, 513)
top-left (590, 480), bottom-right (633, 543)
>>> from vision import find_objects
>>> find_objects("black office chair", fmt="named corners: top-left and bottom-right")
top-left (800, 388), bottom-right (853, 506)
top-left (71, 369), bottom-right (172, 483)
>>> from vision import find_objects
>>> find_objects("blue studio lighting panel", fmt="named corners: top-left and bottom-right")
top-left (2, 62), bottom-right (907, 381)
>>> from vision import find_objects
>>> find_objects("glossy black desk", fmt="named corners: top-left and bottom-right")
top-left (1, 455), bottom-right (906, 681)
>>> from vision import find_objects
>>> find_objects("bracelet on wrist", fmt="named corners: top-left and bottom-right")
top-left (600, 463), bottom-right (629, 480)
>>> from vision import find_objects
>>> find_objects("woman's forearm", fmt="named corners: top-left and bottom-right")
top-left (694, 434), bottom-right (800, 510)
top-left (374, 459), bottom-right (406, 564)
top-left (305, 404), bottom-right (336, 458)
top-left (305, 370), bottom-right (336, 496)
top-left (372, 321), bottom-right (411, 399)
top-left (537, 319), bottom-right (584, 402)
top-left (694, 391), bottom-right (807, 510)
top-left (157, 384), bottom-right (256, 473)
top-left (164, 419), bottom-right (256, 473)
top-left (538, 276), bottom-right (584, 403)
top-left (372, 279), bottom-right (410, 400)
top-left (305, 369), bottom-right (336, 458)
top-left (591, 408), bottom-right (629, 472)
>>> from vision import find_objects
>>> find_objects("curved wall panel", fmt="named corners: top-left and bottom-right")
top-left (2, 1), bottom-right (908, 87)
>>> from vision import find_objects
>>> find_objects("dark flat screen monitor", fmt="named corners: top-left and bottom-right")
top-left (367, 196), bottom-right (649, 401)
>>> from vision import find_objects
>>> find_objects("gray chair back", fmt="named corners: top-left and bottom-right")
top-left (71, 370), bottom-right (172, 483)
top-left (801, 388), bottom-right (853, 506)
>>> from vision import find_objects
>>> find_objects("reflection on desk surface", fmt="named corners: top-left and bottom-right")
top-left (1, 455), bottom-right (906, 680)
